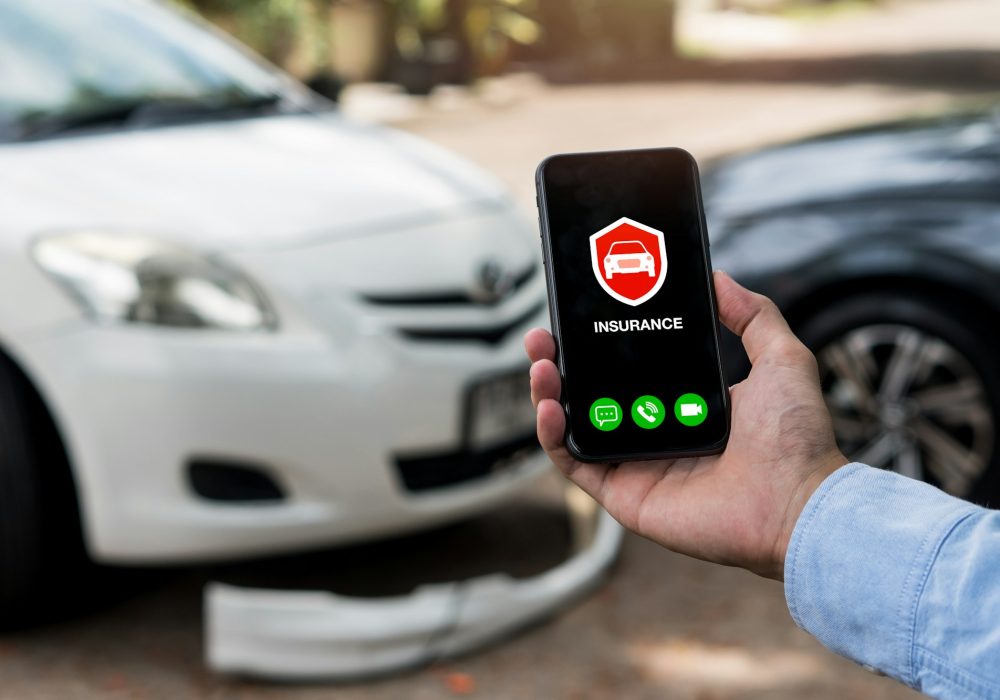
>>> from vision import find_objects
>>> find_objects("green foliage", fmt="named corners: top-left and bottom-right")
top-left (173, 0), bottom-right (677, 82)
top-left (389, 0), bottom-right (542, 71)
top-left (172, 0), bottom-right (328, 66)
top-left (778, 0), bottom-right (876, 21)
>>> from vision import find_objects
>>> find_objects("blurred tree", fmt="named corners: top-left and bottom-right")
top-left (385, 0), bottom-right (543, 92)
top-left (534, 0), bottom-right (584, 61)
top-left (384, 0), bottom-right (677, 90)
top-left (174, 0), bottom-right (678, 90)
top-left (176, 0), bottom-right (328, 70)
top-left (518, 0), bottom-right (676, 78)
top-left (597, 0), bottom-right (676, 62)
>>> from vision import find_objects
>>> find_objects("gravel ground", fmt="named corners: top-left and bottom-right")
top-left (0, 531), bottom-right (920, 700)
top-left (3, 0), bottom-right (998, 697)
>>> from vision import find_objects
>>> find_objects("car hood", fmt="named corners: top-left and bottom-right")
top-left (704, 111), bottom-right (1000, 233)
top-left (0, 112), bottom-right (509, 251)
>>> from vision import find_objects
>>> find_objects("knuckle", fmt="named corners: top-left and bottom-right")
top-left (775, 338), bottom-right (811, 364)
top-left (756, 291), bottom-right (778, 309)
top-left (752, 290), bottom-right (779, 315)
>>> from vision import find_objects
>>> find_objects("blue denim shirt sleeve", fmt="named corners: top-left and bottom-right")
top-left (784, 463), bottom-right (1000, 699)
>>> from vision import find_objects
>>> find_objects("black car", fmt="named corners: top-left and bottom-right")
top-left (705, 109), bottom-right (1000, 505)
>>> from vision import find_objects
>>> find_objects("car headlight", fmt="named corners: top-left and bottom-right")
top-left (32, 231), bottom-right (276, 331)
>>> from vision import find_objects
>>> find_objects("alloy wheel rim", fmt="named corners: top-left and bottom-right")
top-left (817, 324), bottom-right (993, 498)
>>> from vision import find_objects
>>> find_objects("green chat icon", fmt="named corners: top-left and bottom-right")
top-left (590, 398), bottom-right (623, 431)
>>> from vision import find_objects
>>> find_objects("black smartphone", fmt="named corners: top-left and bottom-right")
top-left (536, 147), bottom-right (730, 463)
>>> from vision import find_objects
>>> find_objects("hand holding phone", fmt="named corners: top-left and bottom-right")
top-left (525, 273), bottom-right (847, 579)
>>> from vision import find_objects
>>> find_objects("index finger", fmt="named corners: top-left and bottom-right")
top-left (524, 327), bottom-right (556, 364)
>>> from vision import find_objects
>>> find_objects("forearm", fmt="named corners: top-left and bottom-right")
top-left (785, 463), bottom-right (1000, 698)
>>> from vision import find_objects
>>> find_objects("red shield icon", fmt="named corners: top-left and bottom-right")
top-left (590, 217), bottom-right (668, 306)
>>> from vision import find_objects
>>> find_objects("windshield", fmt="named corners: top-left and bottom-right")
top-left (609, 242), bottom-right (647, 255)
top-left (0, 0), bottom-right (296, 141)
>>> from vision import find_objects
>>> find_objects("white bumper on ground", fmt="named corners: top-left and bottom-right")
top-left (206, 490), bottom-right (623, 680)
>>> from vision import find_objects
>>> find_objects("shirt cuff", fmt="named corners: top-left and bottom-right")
top-left (784, 463), bottom-right (978, 683)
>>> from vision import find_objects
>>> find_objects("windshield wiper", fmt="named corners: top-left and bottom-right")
top-left (17, 93), bottom-right (290, 140)
top-left (134, 92), bottom-right (288, 121)
top-left (18, 101), bottom-right (146, 139)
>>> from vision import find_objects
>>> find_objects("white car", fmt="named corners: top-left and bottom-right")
top-left (604, 240), bottom-right (656, 277)
top-left (0, 0), bottom-right (567, 625)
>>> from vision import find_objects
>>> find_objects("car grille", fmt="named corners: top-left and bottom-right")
top-left (361, 265), bottom-right (536, 308)
top-left (357, 263), bottom-right (545, 346)
top-left (395, 434), bottom-right (541, 492)
top-left (396, 302), bottom-right (545, 345)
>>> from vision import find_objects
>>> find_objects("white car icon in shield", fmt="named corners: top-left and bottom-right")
top-left (603, 240), bottom-right (656, 278)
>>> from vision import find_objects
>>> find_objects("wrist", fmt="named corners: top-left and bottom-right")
top-left (772, 450), bottom-right (848, 581)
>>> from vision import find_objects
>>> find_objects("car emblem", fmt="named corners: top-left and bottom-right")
top-left (589, 217), bottom-right (668, 306)
top-left (471, 259), bottom-right (516, 304)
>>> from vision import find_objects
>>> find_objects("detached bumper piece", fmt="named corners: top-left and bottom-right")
top-left (205, 491), bottom-right (623, 680)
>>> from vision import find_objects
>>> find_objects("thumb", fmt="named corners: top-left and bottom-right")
top-left (714, 271), bottom-right (800, 365)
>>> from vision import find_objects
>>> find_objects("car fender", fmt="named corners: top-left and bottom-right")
top-left (718, 242), bottom-right (1000, 383)
top-left (756, 243), bottom-right (1000, 325)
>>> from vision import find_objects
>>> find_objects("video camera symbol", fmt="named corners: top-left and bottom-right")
top-left (679, 403), bottom-right (704, 417)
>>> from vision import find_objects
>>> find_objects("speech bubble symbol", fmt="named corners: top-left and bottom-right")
top-left (594, 404), bottom-right (619, 426)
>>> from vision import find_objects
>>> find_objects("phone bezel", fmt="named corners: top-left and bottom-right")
top-left (536, 147), bottom-right (731, 463)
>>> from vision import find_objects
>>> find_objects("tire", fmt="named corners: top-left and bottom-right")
top-left (0, 354), bottom-right (90, 627)
top-left (796, 292), bottom-right (1000, 506)
top-left (0, 356), bottom-right (44, 615)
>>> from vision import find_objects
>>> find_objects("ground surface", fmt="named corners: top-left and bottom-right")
top-left (3, 0), bottom-right (998, 697)
top-left (2, 515), bottom-right (922, 700)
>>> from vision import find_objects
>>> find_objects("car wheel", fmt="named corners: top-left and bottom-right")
top-left (0, 355), bottom-right (91, 626)
top-left (797, 293), bottom-right (1000, 505)
top-left (0, 355), bottom-right (45, 618)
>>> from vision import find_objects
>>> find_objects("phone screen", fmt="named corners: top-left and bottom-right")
top-left (538, 148), bottom-right (729, 460)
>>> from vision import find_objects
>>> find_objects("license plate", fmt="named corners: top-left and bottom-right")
top-left (467, 369), bottom-right (537, 450)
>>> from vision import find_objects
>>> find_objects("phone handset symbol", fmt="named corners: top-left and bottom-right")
top-left (631, 395), bottom-right (666, 428)
top-left (637, 402), bottom-right (658, 423)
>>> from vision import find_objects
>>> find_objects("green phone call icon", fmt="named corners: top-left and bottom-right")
top-left (631, 395), bottom-right (666, 429)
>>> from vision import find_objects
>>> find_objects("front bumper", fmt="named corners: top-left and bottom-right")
top-left (206, 486), bottom-right (623, 680)
top-left (18, 307), bottom-right (548, 563)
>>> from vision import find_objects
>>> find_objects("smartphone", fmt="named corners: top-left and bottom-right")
top-left (536, 147), bottom-right (730, 462)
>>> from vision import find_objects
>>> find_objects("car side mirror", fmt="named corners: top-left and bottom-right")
top-left (305, 72), bottom-right (345, 103)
